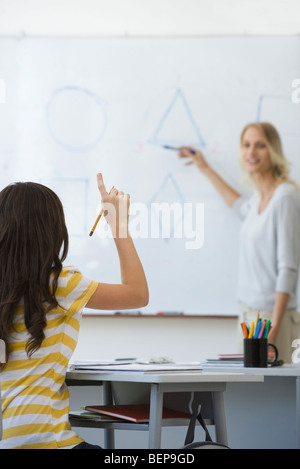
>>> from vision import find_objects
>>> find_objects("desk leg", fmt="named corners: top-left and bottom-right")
top-left (103, 381), bottom-right (115, 450)
top-left (296, 377), bottom-right (300, 449)
top-left (212, 391), bottom-right (228, 446)
top-left (148, 384), bottom-right (163, 449)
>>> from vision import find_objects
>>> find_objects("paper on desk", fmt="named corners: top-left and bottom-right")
top-left (69, 361), bottom-right (203, 373)
top-left (70, 359), bottom-right (136, 367)
top-left (69, 410), bottom-right (121, 422)
top-left (201, 361), bottom-right (243, 368)
top-left (201, 354), bottom-right (244, 368)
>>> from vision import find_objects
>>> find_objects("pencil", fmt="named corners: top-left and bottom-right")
top-left (241, 322), bottom-right (248, 339)
top-left (258, 320), bottom-right (266, 339)
top-left (248, 321), bottom-right (255, 339)
top-left (89, 186), bottom-right (114, 237)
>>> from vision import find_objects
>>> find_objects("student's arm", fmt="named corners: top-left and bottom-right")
top-left (179, 146), bottom-right (241, 207)
top-left (86, 174), bottom-right (149, 310)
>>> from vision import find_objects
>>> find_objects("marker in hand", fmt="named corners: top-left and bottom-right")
top-left (162, 145), bottom-right (196, 155)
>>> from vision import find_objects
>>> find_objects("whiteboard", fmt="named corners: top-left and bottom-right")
top-left (0, 36), bottom-right (299, 315)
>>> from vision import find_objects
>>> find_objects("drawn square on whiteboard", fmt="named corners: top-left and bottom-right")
top-left (40, 178), bottom-right (88, 237)
top-left (257, 95), bottom-right (300, 136)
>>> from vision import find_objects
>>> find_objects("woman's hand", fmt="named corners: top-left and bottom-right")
top-left (177, 146), bottom-right (241, 207)
top-left (267, 324), bottom-right (279, 348)
top-left (179, 146), bottom-right (209, 172)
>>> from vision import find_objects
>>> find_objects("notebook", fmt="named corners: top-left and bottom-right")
top-left (83, 404), bottom-right (191, 423)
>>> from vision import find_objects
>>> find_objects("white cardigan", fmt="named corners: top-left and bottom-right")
top-left (233, 182), bottom-right (300, 311)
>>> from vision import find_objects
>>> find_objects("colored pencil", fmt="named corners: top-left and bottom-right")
top-left (89, 186), bottom-right (114, 236)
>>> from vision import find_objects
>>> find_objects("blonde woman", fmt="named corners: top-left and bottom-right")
top-left (179, 122), bottom-right (300, 363)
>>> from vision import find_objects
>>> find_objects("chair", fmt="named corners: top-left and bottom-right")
top-left (0, 339), bottom-right (5, 441)
top-left (0, 381), bottom-right (2, 441)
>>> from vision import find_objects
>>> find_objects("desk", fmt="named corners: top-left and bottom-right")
top-left (66, 370), bottom-right (263, 449)
top-left (201, 365), bottom-right (300, 449)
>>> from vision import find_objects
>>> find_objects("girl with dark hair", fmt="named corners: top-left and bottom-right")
top-left (0, 173), bottom-right (148, 449)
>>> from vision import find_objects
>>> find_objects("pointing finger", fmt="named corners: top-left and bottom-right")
top-left (97, 173), bottom-right (107, 198)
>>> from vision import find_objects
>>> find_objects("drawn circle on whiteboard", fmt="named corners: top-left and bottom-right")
top-left (46, 86), bottom-right (107, 152)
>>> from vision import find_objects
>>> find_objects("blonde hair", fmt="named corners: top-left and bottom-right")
top-left (238, 122), bottom-right (298, 188)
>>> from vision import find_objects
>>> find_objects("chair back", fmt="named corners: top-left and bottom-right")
top-left (0, 339), bottom-right (5, 441)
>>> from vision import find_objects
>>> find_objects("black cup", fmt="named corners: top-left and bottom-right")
top-left (243, 338), bottom-right (278, 368)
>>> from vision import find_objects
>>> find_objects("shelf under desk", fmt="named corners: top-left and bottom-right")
top-left (66, 370), bottom-right (263, 449)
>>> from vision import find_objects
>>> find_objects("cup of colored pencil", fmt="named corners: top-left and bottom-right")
top-left (241, 315), bottom-right (272, 340)
top-left (241, 315), bottom-right (278, 367)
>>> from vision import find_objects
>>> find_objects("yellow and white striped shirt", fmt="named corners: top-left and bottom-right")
top-left (0, 266), bottom-right (98, 449)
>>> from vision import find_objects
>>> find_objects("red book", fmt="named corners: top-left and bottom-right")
top-left (84, 404), bottom-right (191, 423)
top-left (218, 354), bottom-right (244, 360)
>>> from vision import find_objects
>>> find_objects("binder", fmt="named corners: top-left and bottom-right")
top-left (83, 404), bottom-right (191, 423)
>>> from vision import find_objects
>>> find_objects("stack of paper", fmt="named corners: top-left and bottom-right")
top-left (202, 354), bottom-right (244, 367)
top-left (69, 360), bottom-right (203, 373)
top-left (69, 411), bottom-right (121, 422)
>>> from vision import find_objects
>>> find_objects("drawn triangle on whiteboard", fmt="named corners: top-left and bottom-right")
top-left (148, 173), bottom-right (185, 244)
top-left (149, 172), bottom-right (185, 205)
top-left (149, 89), bottom-right (206, 147)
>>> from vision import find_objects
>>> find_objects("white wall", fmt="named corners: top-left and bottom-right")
top-left (73, 315), bottom-right (238, 363)
top-left (1, 0), bottom-right (300, 37)
top-left (0, 0), bottom-right (297, 362)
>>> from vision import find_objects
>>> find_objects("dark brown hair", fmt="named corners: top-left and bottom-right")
top-left (0, 182), bottom-right (68, 368)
